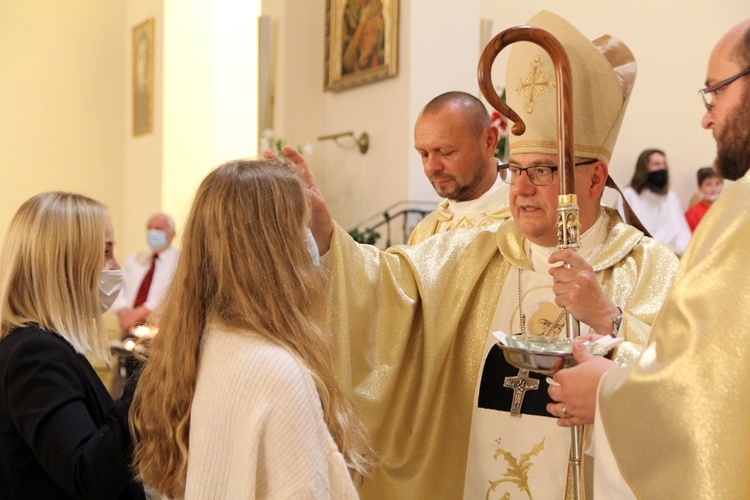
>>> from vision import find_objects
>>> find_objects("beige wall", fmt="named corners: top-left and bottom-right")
top-left (122, 0), bottom-right (164, 260)
top-left (162, 0), bottom-right (261, 243)
top-left (0, 0), bottom-right (261, 332)
top-left (0, 0), bottom-right (126, 248)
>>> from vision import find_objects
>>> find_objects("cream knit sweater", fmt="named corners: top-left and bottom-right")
top-left (185, 326), bottom-right (358, 499)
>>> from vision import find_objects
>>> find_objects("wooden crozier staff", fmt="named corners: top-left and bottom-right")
top-left (478, 26), bottom-right (585, 500)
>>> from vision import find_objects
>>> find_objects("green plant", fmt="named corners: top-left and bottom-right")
top-left (260, 129), bottom-right (313, 162)
top-left (349, 228), bottom-right (381, 245)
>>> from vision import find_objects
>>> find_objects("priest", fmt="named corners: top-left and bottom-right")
top-left (548, 18), bottom-right (750, 499)
top-left (268, 11), bottom-right (679, 499)
top-left (409, 91), bottom-right (510, 245)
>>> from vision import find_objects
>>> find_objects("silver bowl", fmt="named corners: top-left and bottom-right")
top-left (498, 335), bottom-right (609, 376)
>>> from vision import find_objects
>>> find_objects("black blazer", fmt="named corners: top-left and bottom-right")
top-left (0, 325), bottom-right (144, 499)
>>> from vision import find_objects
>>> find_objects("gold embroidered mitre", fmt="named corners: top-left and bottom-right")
top-left (505, 10), bottom-right (636, 164)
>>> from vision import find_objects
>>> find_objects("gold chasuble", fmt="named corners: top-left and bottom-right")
top-left (599, 172), bottom-right (750, 498)
top-left (324, 207), bottom-right (678, 499)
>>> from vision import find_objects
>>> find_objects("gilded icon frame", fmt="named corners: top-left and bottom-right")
top-left (132, 18), bottom-right (154, 136)
top-left (324, 0), bottom-right (399, 92)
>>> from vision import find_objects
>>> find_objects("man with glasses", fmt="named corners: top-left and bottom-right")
top-left (266, 11), bottom-right (678, 499)
top-left (409, 91), bottom-right (510, 245)
top-left (547, 18), bottom-right (750, 499)
top-left (699, 66), bottom-right (750, 112)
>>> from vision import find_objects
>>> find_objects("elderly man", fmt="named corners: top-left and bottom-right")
top-left (409, 91), bottom-right (510, 244)
top-left (268, 11), bottom-right (678, 499)
top-left (112, 213), bottom-right (179, 337)
top-left (549, 18), bottom-right (750, 499)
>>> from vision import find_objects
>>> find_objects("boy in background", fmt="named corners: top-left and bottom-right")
top-left (685, 167), bottom-right (723, 232)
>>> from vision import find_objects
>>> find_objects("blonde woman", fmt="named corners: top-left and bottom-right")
top-left (0, 192), bottom-right (145, 498)
top-left (130, 160), bottom-right (370, 498)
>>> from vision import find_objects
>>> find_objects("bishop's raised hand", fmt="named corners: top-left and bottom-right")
top-left (262, 145), bottom-right (334, 255)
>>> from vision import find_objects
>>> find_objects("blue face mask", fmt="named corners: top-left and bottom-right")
top-left (147, 229), bottom-right (168, 252)
top-left (306, 229), bottom-right (320, 268)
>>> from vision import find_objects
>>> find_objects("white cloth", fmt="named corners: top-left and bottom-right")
top-left (111, 246), bottom-right (179, 313)
top-left (463, 216), bottom-right (607, 499)
top-left (615, 187), bottom-right (691, 255)
top-left (443, 174), bottom-right (509, 221)
top-left (408, 174), bottom-right (510, 244)
top-left (186, 326), bottom-right (358, 499)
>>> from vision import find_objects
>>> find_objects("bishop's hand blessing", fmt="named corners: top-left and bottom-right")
top-left (262, 145), bottom-right (334, 255)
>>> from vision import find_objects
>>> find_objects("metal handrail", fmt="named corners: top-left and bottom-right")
top-left (348, 200), bottom-right (435, 247)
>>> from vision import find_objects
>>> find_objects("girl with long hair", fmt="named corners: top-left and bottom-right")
top-left (130, 159), bottom-right (370, 498)
top-left (0, 192), bottom-right (145, 498)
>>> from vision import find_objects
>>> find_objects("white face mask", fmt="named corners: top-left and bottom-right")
top-left (147, 229), bottom-right (169, 252)
top-left (306, 229), bottom-right (320, 268)
top-left (703, 192), bottom-right (721, 202)
top-left (99, 269), bottom-right (124, 313)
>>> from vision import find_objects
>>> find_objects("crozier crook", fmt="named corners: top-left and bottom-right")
top-left (478, 26), bottom-right (575, 197)
top-left (478, 26), bottom-right (585, 500)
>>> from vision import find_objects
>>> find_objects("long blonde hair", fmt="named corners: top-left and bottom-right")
top-left (0, 192), bottom-right (109, 360)
top-left (129, 159), bottom-right (371, 497)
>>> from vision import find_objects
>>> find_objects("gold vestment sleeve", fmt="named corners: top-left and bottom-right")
top-left (325, 207), bottom-right (678, 498)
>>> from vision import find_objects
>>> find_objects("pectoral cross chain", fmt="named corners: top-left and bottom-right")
top-left (503, 369), bottom-right (539, 418)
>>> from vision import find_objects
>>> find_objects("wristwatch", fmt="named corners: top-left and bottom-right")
top-left (610, 308), bottom-right (623, 338)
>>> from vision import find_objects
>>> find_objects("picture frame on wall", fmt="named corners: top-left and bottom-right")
top-left (324, 0), bottom-right (399, 92)
top-left (132, 18), bottom-right (154, 136)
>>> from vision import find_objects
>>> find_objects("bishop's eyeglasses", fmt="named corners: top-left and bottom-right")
top-left (699, 66), bottom-right (750, 111)
top-left (498, 159), bottom-right (598, 186)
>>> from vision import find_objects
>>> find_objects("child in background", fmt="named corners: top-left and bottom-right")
top-left (685, 167), bottom-right (723, 232)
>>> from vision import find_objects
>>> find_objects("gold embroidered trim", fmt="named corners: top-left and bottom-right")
top-left (443, 216), bottom-right (500, 232)
top-left (488, 438), bottom-right (546, 498)
top-left (435, 199), bottom-right (453, 221)
top-left (509, 140), bottom-right (612, 159)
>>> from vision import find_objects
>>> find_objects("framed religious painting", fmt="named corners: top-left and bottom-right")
top-left (132, 18), bottom-right (154, 136)
top-left (324, 0), bottom-right (399, 92)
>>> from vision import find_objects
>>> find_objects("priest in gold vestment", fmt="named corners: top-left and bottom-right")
top-left (266, 11), bottom-right (679, 499)
top-left (409, 92), bottom-right (510, 245)
top-left (548, 18), bottom-right (750, 499)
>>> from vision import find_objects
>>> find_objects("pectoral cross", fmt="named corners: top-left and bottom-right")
top-left (504, 369), bottom-right (539, 417)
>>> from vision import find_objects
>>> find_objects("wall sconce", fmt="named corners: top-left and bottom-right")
top-left (317, 131), bottom-right (369, 154)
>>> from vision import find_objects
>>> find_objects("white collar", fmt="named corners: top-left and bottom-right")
top-left (525, 212), bottom-right (609, 272)
top-left (444, 174), bottom-right (509, 215)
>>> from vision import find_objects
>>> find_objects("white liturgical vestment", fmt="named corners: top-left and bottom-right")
top-left (463, 216), bottom-right (606, 499)
top-left (408, 174), bottom-right (510, 245)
